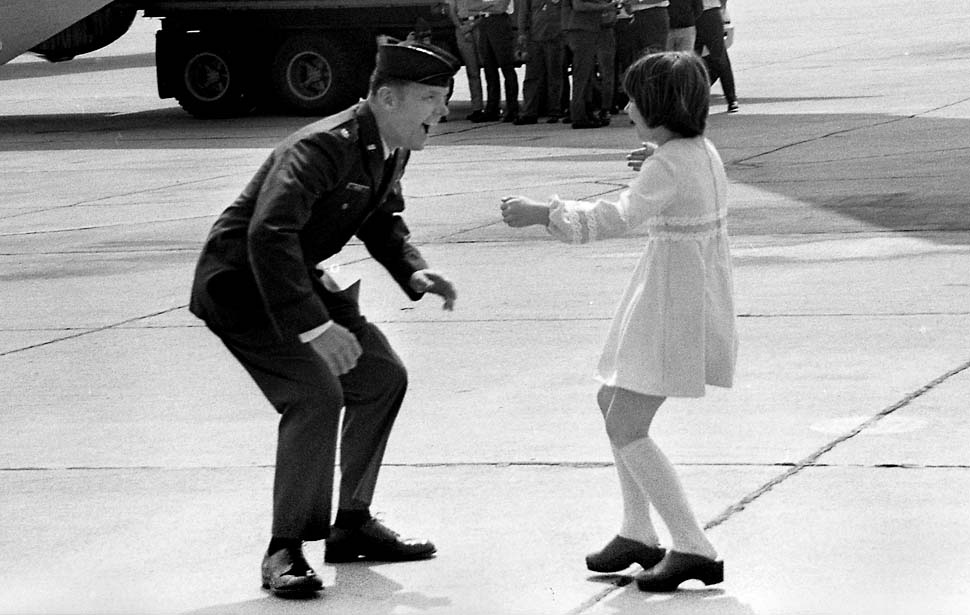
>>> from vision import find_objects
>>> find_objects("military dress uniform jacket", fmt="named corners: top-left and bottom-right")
top-left (189, 102), bottom-right (428, 343)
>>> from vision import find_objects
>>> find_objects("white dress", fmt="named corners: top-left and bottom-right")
top-left (547, 137), bottom-right (737, 398)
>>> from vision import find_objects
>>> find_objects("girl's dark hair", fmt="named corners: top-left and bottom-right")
top-left (622, 51), bottom-right (710, 137)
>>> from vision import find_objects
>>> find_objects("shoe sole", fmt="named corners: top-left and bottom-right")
top-left (325, 548), bottom-right (437, 564)
top-left (261, 581), bottom-right (324, 595)
top-left (635, 560), bottom-right (723, 592)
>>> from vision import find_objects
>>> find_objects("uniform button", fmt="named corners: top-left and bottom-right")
top-left (341, 203), bottom-right (349, 210)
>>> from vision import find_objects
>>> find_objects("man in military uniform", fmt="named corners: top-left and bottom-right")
top-left (189, 40), bottom-right (460, 595)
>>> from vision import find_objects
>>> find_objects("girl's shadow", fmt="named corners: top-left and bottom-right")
top-left (585, 574), bottom-right (756, 615)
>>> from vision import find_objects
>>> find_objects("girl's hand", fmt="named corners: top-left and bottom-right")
top-left (626, 141), bottom-right (658, 172)
top-left (500, 196), bottom-right (550, 228)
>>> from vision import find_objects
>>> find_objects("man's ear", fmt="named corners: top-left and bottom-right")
top-left (375, 85), bottom-right (399, 110)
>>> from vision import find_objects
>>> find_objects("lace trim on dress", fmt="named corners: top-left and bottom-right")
top-left (645, 210), bottom-right (728, 241)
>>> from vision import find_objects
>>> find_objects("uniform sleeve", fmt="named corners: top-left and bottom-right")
top-left (547, 156), bottom-right (676, 243)
top-left (356, 178), bottom-right (430, 300)
top-left (247, 136), bottom-right (345, 339)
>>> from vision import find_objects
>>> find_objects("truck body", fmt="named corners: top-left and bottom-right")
top-left (0, 0), bottom-right (455, 117)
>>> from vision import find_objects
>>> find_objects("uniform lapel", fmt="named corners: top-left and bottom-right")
top-left (354, 102), bottom-right (386, 195)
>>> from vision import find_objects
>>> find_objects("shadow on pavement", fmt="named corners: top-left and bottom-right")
top-left (0, 52), bottom-right (156, 80)
top-left (2, 104), bottom-right (968, 243)
top-left (594, 586), bottom-right (757, 615)
top-left (183, 564), bottom-right (451, 615)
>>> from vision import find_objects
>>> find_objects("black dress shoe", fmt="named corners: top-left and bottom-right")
top-left (545, 115), bottom-right (560, 124)
top-left (325, 518), bottom-right (436, 563)
top-left (571, 119), bottom-right (602, 129)
top-left (513, 115), bottom-right (538, 125)
top-left (501, 111), bottom-right (519, 123)
top-left (261, 545), bottom-right (324, 595)
top-left (635, 551), bottom-right (724, 592)
top-left (586, 535), bottom-right (665, 573)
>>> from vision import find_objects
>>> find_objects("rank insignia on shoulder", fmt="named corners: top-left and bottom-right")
top-left (340, 128), bottom-right (351, 138)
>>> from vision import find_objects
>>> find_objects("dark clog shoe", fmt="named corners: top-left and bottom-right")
top-left (585, 535), bottom-right (666, 573)
top-left (635, 550), bottom-right (724, 592)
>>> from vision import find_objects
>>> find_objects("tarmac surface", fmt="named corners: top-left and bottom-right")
top-left (1, 1), bottom-right (969, 613)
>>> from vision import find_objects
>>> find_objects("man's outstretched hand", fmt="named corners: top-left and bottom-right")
top-left (410, 269), bottom-right (457, 311)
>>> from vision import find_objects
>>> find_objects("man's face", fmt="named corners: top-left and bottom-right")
top-left (380, 82), bottom-right (450, 151)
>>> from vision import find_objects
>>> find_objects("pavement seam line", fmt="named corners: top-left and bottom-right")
top-left (0, 306), bottom-right (183, 357)
top-left (731, 95), bottom-right (970, 168)
top-left (0, 214), bottom-right (215, 237)
top-left (5, 462), bottom-right (970, 473)
top-left (702, 356), bottom-right (970, 531)
top-left (0, 174), bottom-right (241, 222)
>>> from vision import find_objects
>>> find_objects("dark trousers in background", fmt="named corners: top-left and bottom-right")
top-left (476, 13), bottom-right (520, 116)
top-left (565, 29), bottom-right (599, 124)
top-left (694, 7), bottom-right (736, 102)
top-left (613, 17), bottom-right (637, 109)
top-left (630, 6), bottom-right (669, 54)
top-left (593, 27), bottom-right (616, 114)
top-left (213, 313), bottom-right (407, 541)
top-left (521, 35), bottom-right (564, 119)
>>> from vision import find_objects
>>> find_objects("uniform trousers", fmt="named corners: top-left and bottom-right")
top-left (476, 13), bottom-right (520, 116)
top-left (613, 17), bottom-right (636, 108)
top-left (694, 7), bottom-right (736, 102)
top-left (566, 29), bottom-right (613, 123)
top-left (631, 6), bottom-right (669, 54)
top-left (521, 35), bottom-right (564, 118)
top-left (212, 301), bottom-right (407, 541)
top-left (454, 22), bottom-right (484, 111)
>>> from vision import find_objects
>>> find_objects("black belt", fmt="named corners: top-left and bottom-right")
top-left (463, 12), bottom-right (503, 21)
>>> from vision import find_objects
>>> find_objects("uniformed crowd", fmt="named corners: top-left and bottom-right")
top-left (446, 0), bottom-right (738, 128)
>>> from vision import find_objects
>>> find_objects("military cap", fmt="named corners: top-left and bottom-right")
top-left (374, 40), bottom-right (460, 88)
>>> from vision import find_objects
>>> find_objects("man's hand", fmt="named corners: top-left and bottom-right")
top-left (626, 141), bottom-right (658, 172)
top-left (308, 323), bottom-right (362, 376)
top-left (411, 269), bottom-right (457, 311)
top-left (500, 196), bottom-right (550, 228)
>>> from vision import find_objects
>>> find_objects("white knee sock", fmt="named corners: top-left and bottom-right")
top-left (612, 445), bottom-right (661, 545)
top-left (618, 437), bottom-right (717, 559)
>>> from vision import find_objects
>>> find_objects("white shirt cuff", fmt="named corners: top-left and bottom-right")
top-left (299, 321), bottom-right (334, 343)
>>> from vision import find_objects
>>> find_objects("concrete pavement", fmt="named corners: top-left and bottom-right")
top-left (1, 1), bottom-right (969, 613)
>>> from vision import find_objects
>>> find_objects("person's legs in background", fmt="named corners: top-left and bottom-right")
top-left (695, 7), bottom-right (737, 112)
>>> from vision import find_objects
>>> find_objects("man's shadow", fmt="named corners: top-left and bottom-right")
top-left (182, 563), bottom-right (450, 615)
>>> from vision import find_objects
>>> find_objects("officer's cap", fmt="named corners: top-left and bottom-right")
top-left (375, 40), bottom-right (459, 88)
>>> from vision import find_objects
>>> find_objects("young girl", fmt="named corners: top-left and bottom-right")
top-left (500, 51), bottom-right (737, 592)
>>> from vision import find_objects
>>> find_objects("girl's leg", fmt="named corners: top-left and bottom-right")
top-left (597, 386), bottom-right (659, 545)
top-left (603, 386), bottom-right (717, 559)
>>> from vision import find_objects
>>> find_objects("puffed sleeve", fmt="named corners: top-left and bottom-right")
top-left (546, 156), bottom-right (676, 243)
